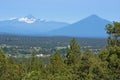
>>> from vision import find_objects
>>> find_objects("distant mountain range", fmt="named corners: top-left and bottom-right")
top-left (0, 15), bottom-right (111, 37)
top-left (0, 15), bottom-right (69, 35)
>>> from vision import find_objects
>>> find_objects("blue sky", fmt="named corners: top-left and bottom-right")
top-left (0, 0), bottom-right (120, 23)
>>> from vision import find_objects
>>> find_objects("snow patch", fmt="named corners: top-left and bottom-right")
top-left (18, 17), bottom-right (36, 24)
top-left (9, 17), bottom-right (17, 20)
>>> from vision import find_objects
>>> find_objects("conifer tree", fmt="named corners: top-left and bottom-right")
top-left (65, 38), bottom-right (81, 65)
top-left (105, 21), bottom-right (120, 46)
top-left (0, 49), bottom-right (8, 79)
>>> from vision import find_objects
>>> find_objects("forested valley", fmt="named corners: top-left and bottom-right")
top-left (0, 21), bottom-right (120, 80)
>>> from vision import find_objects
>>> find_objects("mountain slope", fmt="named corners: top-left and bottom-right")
top-left (48, 15), bottom-right (111, 37)
top-left (0, 15), bottom-right (69, 36)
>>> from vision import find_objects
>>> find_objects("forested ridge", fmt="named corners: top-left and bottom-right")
top-left (0, 35), bottom-right (105, 48)
top-left (0, 21), bottom-right (120, 80)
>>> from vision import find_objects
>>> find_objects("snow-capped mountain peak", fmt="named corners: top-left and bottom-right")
top-left (18, 17), bottom-right (36, 24)
top-left (18, 15), bottom-right (36, 24)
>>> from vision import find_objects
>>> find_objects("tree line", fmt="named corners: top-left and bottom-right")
top-left (0, 21), bottom-right (120, 80)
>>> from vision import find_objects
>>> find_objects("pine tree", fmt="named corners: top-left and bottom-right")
top-left (103, 21), bottom-right (120, 79)
top-left (29, 51), bottom-right (43, 72)
top-left (0, 49), bottom-right (8, 79)
top-left (107, 46), bottom-right (120, 79)
top-left (64, 38), bottom-right (82, 80)
top-left (105, 21), bottom-right (120, 46)
top-left (45, 52), bottom-right (71, 80)
top-left (65, 38), bottom-right (81, 65)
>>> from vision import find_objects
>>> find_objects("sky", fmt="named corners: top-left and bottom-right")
top-left (0, 0), bottom-right (120, 23)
